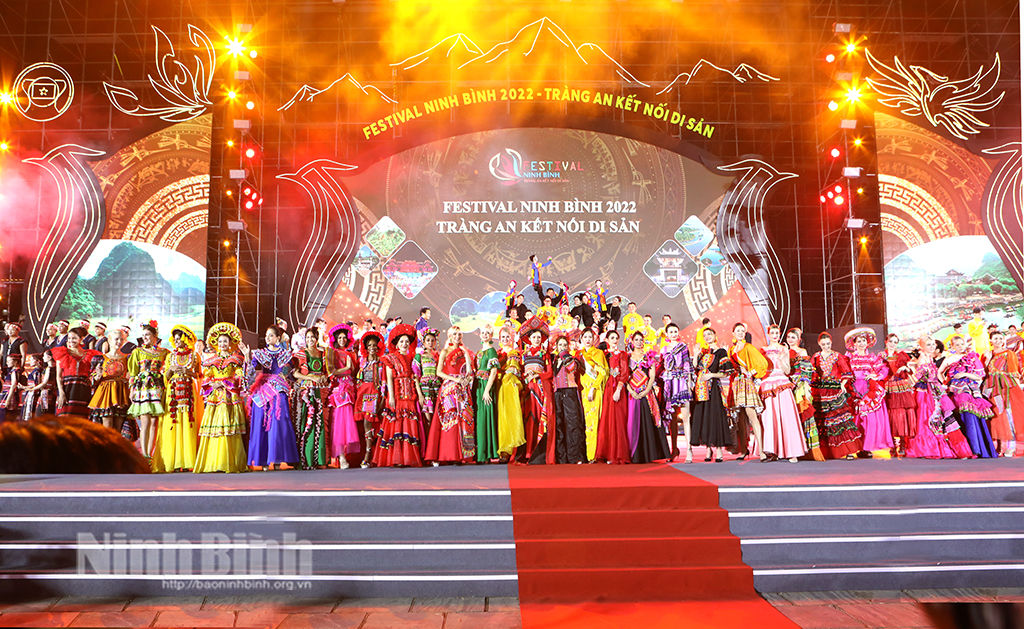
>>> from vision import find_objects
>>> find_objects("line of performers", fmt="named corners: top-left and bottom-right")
top-left (3, 308), bottom-right (1022, 471)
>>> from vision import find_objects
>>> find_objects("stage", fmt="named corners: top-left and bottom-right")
top-left (1, 456), bottom-right (1023, 603)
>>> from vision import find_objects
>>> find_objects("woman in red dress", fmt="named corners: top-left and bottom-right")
top-left (425, 327), bottom-right (476, 465)
top-left (519, 317), bottom-right (556, 464)
top-left (51, 327), bottom-right (101, 417)
top-left (594, 328), bottom-right (631, 463)
top-left (880, 333), bottom-right (918, 455)
top-left (373, 324), bottom-right (425, 467)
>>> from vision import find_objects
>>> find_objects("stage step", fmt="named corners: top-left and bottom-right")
top-left (517, 566), bottom-right (757, 601)
top-left (718, 483), bottom-right (1024, 593)
top-left (0, 471), bottom-right (520, 599)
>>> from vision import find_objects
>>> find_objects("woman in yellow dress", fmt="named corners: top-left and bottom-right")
top-left (497, 325), bottom-right (526, 462)
top-left (195, 323), bottom-right (249, 473)
top-left (577, 327), bottom-right (608, 461)
top-left (152, 325), bottom-right (202, 472)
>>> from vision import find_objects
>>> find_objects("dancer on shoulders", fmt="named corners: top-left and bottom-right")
top-left (811, 332), bottom-right (863, 459)
top-left (845, 328), bottom-right (894, 457)
top-left (529, 255), bottom-right (554, 302)
top-left (759, 324), bottom-right (808, 462)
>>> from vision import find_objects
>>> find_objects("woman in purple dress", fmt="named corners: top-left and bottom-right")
top-left (659, 323), bottom-right (694, 462)
top-left (939, 335), bottom-right (996, 458)
top-left (241, 325), bottom-right (300, 470)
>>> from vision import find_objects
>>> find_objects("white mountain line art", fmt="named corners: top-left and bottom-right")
top-left (657, 60), bottom-right (780, 94)
top-left (278, 73), bottom-right (398, 112)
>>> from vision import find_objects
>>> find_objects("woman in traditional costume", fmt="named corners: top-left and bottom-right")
top-left (373, 324), bottom-right (425, 467)
top-left (880, 333), bottom-right (918, 456)
top-left (519, 317), bottom-right (555, 463)
top-left (905, 337), bottom-right (973, 459)
top-left (413, 328), bottom-right (441, 442)
top-left (242, 325), bottom-right (300, 470)
top-left (127, 323), bottom-right (169, 458)
top-left (728, 323), bottom-right (768, 460)
top-left (152, 325), bottom-right (202, 472)
top-left (845, 327), bottom-right (894, 457)
top-left (626, 330), bottom-right (670, 463)
top-left (785, 328), bottom-right (824, 461)
top-left (810, 332), bottom-right (863, 459)
top-left (425, 326), bottom-right (476, 465)
top-left (52, 327), bottom-right (100, 419)
top-left (293, 328), bottom-right (330, 469)
top-left (86, 328), bottom-right (131, 437)
top-left (759, 324), bottom-right (808, 462)
top-left (940, 335), bottom-right (996, 458)
top-left (474, 325), bottom-right (501, 463)
top-left (985, 330), bottom-right (1024, 456)
top-left (355, 332), bottom-right (384, 468)
top-left (577, 327), bottom-right (608, 461)
top-left (327, 324), bottom-right (360, 469)
top-left (194, 323), bottom-right (249, 473)
top-left (690, 327), bottom-right (734, 462)
top-left (496, 325), bottom-right (526, 462)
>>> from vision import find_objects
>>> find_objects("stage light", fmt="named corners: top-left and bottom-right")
top-left (227, 140), bottom-right (234, 147)
top-left (834, 185), bottom-right (843, 193)
top-left (249, 50), bottom-right (258, 59)
top-left (834, 195), bottom-right (845, 205)
top-left (846, 88), bottom-right (861, 102)
top-left (246, 101), bottom-right (255, 110)
top-left (251, 191), bottom-right (258, 200)
top-left (825, 54), bottom-right (836, 63)
top-left (227, 38), bottom-right (245, 56)
top-left (245, 148), bottom-right (256, 158)
top-left (0, 93), bottom-right (12, 105)
top-left (820, 195), bottom-right (827, 203)
top-left (860, 236), bottom-right (868, 245)
top-left (223, 239), bottom-right (232, 248)
top-left (830, 147), bottom-right (841, 158)
top-left (854, 138), bottom-right (862, 146)
top-left (227, 90), bottom-right (237, 100)
top-left (828, 100), bottom-right (839, 111)
top-left (846, 43), bottom-right (857, 53)
top-left (258, 198), bottom-right (264, 205)
top-left (857, 187), bottom-right (864, 194)
top-left (0, 142), bottom-right (7, 151)
top-left (245, 200), bottom-right (254, 209)
top-left (226, 190), bottom-right (233, 196)
top-left (827, 191), bottom-right (835, 199)
top-left (243, 187), bottom-right (252, 196)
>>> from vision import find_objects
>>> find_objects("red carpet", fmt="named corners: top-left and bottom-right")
top-left (508, 464), bottom-right (756, 603)
top-left (519, 601), bottom-right (800, 628)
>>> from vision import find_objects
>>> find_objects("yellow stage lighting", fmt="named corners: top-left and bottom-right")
top-left (828, 100), bottom-right (839, 111)
top-left (226, 38), bottom-right (245, 56)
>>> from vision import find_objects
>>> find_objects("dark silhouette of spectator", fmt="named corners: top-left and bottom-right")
top-left (0, 415), bottom-right (150, 474)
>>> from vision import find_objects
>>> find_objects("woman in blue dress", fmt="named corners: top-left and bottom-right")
top-left (241, 325), bottom-right (300, 470)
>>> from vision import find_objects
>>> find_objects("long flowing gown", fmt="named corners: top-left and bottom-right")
top-left (627, 352), bottom-right (670, 463)
top-left (847, 352), bottom-right (894, 452)
top-left (328, 348), bottom-right (361, 459)
top-left (759, 345), bottom-right (808, 459)
top-left (521, 346), bottom-right (555, 462)
top-left (373, 350), bottom-right (425, 467)
top-left (882, 350), bottom-right (918, 442)
top-left (475, 344), bottom-right (500, 462)
top-left (728, 342), bottom-right (768, 455)
top-left (496, 349), bottom-right (526, 457)
top-left (414, 349), bottom-right (441, 438)
top-left (579, 345), bottom-right (609, 461)
top-left (152, 348), bottom-right (202, 472)
top-left (790, 350), bottom-right (824, 460)
top-left (51, 347), bottom-right (101, 417)
top-left (985, 349), bottom-right (1024, 449)
top-left (811, 351), bottom-right (863, 458)
top-left (293, 349), bottom-right (330, 469)
top-left (425, 348), bottom-right (476, 463)
top-left (246, 344), bottom-right (301, 467)
top-left (594, 349), bottom-right (631, 463)
top-left (945, 352), bottom-right (996, 458)
top-left (690, 348), bottom-right (734, 449)
top-left (660, 341), bottom-right (694, 417)
top-left (905, 359), bottom-right (973, 459)
top-left (195, 352), bottom-right (249, 473)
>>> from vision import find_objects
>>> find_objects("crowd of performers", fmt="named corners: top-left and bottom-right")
top-left (1, 293), bottom-right (1023, 470)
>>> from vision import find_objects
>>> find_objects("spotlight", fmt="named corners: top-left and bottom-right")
top-left (250, 191), bottom-right (258, 200)
top-left (227, 90), bottom-right (237, 100)
top-left (854, 138), bottom-right (862, 146)
top-left (0, 142), bottom-right (8, 151)
top-left (227, 38), bottom-right (245, 56)
top-left (258, 198), bottom-right (264, 205)
top-left (860, 236), bottom-right (868, 245)
top-left (830, 147), bottom-right (841, 158)
top-left (246, 101), bottom-right (255, 110)
top-left (223, 239), bottom-right (232, 248)
top-left (846, 88), bottom-right (861, 102)
top-left (227, 140), bottom-right (234, 147)
top-left (834, 185), bottom-right (843, 193)
top-left (245, 200), bottom-right (254, 209)
top-left (0, 93), bottom-right (12, 105)
top-left (249, 50), bottom-right (258, 59)
top-left (820, 195), bottom-right (827, 203)
top-left (827, 191), bottom-right (835, 199)
top-left (846, 43), bottom-right (857, 53)
top-left (825, 54), bottom-right (836, 63)
top-left (834, 195), bottom-right (845, 205)
top-left (243, 187), bottom-right (252, 196)
top-left (828, 100), bottom-right (839, 111)
top-left (857, 187), bottom-right (864, 194)
top-left (245, 148), bottom-right (256, 158)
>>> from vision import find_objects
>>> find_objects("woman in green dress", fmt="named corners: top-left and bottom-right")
top-left (292, 328), bottom-right (330, 469)
top-left (475, 325), bottom-right (500, 462)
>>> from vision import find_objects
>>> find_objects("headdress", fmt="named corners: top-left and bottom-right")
top-left (78, 319), bottom-right (90, 327)
top-left (388, 323), bottom-right (418, 354)
top-left (518, 316), bottom-right (550, 348)
top-left (207, 322), bottom-right (242, 348)
top-left (95, 322), bottom-right (107, 331)
top-left (844, 326), bottom-right (877, 352)
top-left (360, 330), bottom-right (383, 360)
top-left (118, 325), bottom-right (132, 335)
top-left (329, 323), bottom-right (353, 350)
top-left (170, 324), bottom-right (197, 350)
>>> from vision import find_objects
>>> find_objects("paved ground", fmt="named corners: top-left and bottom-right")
top-left (0, 591), bottom-right (1022, 627)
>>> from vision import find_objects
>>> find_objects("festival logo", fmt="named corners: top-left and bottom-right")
top-left (488, 147), bottom-right (580, 185)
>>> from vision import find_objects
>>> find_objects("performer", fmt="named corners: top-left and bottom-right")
top-left (811, 332), bottom-right (863, 459)
top-left (626, 330), bottom-right (670, 463)
top-left (78, 320), bottom-right (96, 351)
top-left (195, 323), bottom-right (249, 473)
top-left (985, 330), bottom-right (1024, 456)
top-left (127, 323), bottom-right (169, 459)
top-left (52, 327), bottom-right (101, 418)
top-left (577, 327), bottom-right (608, 461)
top-left (529, 255), bottom-right (554, 302)
top-left (32, 350), bottom-right (58, 417)
top-left (355, 331), bottom-right (384, 468)
top-left (905, 337), bottom-right (973, 459)
top-left (880, 334), bottom-right (918, 455)
top-left (242, 325), bottom-right (301, 470)
top-left (152, 325), bottom-right (201, 472)
top-left (690, 327), bottom-right (734, 462)
top-left (593, 280), bottom-right (610, 321)
top-left (1, 353), bottom-right (24, 421)
top-left (54, 320), bottom-right (70, 347)
top-left (759, 325), bottom-right (808, 462)
top-left (594, 329), bottom-right (631, 464)
top-left (291, 328), bottom-right (330, 469)
top-left (545, 333), bottom-right (586, 464)
top-left (41, 323), bottom-right (60, 351)
top-left (87, 328), bottom-right (132, 439)
top-left (1, 322), bottom-right (28, 374)
top-left (940, 335), bottom-right (996, 458)
top-left (845, 328), bottom-right (894, 456)
top-left (967, 307), bottom-right (991, 354)
top-left (414, 328), bottom-right (441, 440)
top-left (18, 354), bottom-right (44, 421)
top-left (519, 318), bottom-right (555, 463)
top-left (475, 325), bottom-right (501, 463)
top-left (425, 327), bottom-right (476, 465)
top-left (327, 324), bottom-right (360, 469)
top-left (496, 326), bottom-right (526, 462)
top-left (536, 297), bottom-right (558, 326)
top-left (373, 324), bottom-right (425, 467)
top-left (660, 323), bottom-right (694, 462)
top-left (784, 328), bottom-right (825, 461)
top-left (729, 323), bottom-right (768, 460)
top-left (92, 322), bottom-right (110, 355)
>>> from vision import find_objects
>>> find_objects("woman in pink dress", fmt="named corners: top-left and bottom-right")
top-left (905, 337), bottom-right (973, 459)
top-left (845, 327), bottom-right (894, 456)
top-left (327, 324), bottom-right (360, 469)
top-left (425, 327), bottom-right (476, 465)
top-left (759, 324), bottom-right (808, 462)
